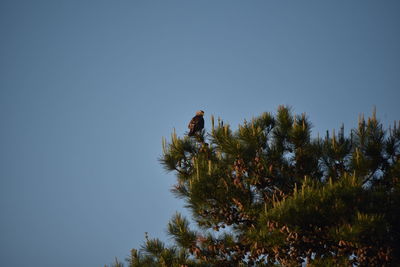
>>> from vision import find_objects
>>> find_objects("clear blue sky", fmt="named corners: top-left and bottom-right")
top-left (0, 1), bottom-right (399, 266)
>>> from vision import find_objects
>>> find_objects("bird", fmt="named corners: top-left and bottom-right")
top-left (188, 110), bottom-right (205, 136)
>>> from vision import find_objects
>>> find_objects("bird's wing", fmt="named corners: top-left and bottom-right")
top-left (188, 116), bottom-right (198, 129)
top-left (199, 117), bottom-right (204, 129)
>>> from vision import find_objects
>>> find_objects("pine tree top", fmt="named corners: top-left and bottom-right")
top-left (107, 106), bottom-right (400, 267)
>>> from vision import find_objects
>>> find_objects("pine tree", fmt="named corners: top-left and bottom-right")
top-left (108, 106), bottom-right (400, 267)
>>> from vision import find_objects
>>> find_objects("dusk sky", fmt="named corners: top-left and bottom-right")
top-left (1, 1), bottom-right (399, 266)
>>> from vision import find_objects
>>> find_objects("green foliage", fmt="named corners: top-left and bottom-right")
top-left (107, 106), bottom-right (400, 266)
top-left (167, 213), bottom-right (197, 249)
top-left (104, 257), bottom-right (124, 267)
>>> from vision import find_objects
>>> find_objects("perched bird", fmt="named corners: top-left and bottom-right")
top-left (188, 110), bottom-right (205, 136)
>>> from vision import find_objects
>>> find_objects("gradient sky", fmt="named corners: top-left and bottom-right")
top-left (1, 1), bottom-right (399, 266)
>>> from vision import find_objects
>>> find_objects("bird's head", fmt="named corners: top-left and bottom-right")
top-left (196, 110), bottom-right (205, 116)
